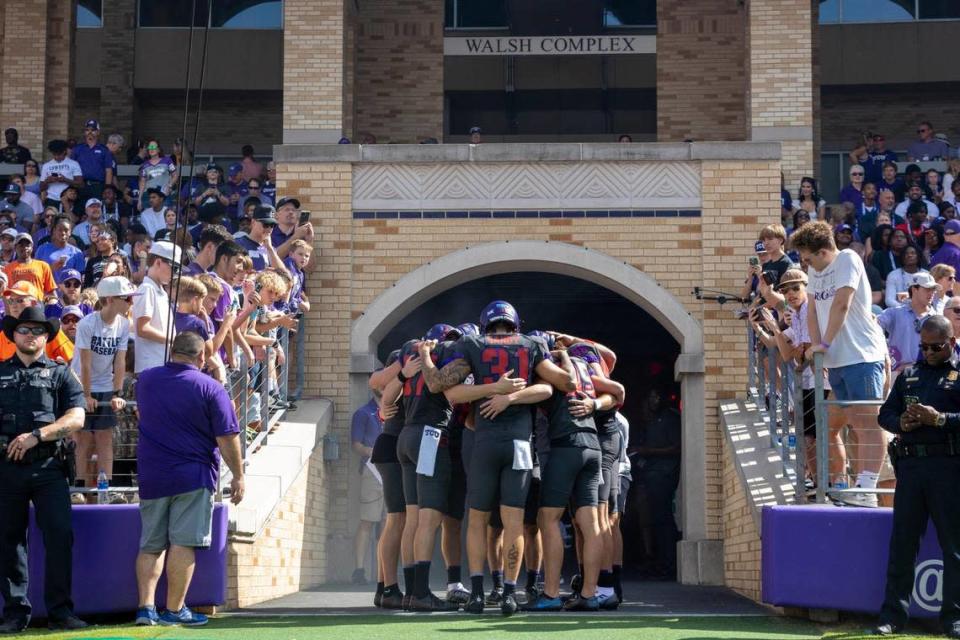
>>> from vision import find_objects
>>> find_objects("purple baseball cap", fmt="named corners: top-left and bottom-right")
top-left (57, 268), bottom-right (82, 284)
top-left (945, 220), bottom-right (960, 235)
top-left (228, 163), bottom-right (243, 176)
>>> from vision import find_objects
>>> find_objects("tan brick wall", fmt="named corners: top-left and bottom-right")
top-left (43, 0), bottom-right (75, 144)
top-left (746, 0), bottom-right (816, 187)
top-left (283, 0), bottom-right (346, 140)
top-left (1, 1), bottom-right (49, 153)
top-left (722, 437), bottom-right (762, 601)
top-left (355, 0), bottom-right (443, 143)
top-left (99, 0), bottom-right (137, 142)
top-left (276, 157), bottom-right (779, 560)
top-left (227, 447), bottom-right (330, 608)
top-left (657, 0), bottom-right (747, 143)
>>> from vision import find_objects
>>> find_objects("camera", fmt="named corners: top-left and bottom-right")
top-left (761, 271), bottom-right (777, 286)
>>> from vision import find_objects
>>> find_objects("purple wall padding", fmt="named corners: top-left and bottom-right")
top-left (0, 503), bottom-right (227, 617)
top-left (762, 505), bottom-right (943, 617)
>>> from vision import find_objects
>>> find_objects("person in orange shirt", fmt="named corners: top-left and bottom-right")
top-left (0, 281), bottom-right (73, 362)
top-left (4, 234), bottom-right (57, 302)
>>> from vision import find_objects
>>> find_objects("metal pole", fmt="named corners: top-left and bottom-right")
top-left (240, 354), bottom-right (249, 459)
top-left (779, 357), bottom-right (790, 471)
top-left (280, 328), bottom-right (290, 406)
top-left (813, 352), bottom-right (829, 504)
top-left (793, 366), bottom-right (807, 501)
top-left (747, 325), bottom-right (757, 396)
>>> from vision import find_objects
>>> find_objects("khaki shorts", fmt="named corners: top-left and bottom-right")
top-left (879, 431), bottom-right (896, 484)
top-left (139, 487), bottom-right (214, 552)
top-left (359, 465), bottom-right (384, 523)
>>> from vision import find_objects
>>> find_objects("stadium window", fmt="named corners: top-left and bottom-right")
top-left (602, 0), bottom-right (656, 28)
top-left (918, 0), bottom-right (960, 19)
top-left (139, 0), bottom-right (283, 28)
top-left (445, 0), bottom-right (507, 29)
top-left (138, 0), bottom-right (205, 27)
top-left (77, 0), bottom-right (102, 28)
top-left (212, 0), bottom-right (283, 28)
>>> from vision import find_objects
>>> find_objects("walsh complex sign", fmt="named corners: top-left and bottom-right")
top-left (444, 35), bottom-right (656, 56)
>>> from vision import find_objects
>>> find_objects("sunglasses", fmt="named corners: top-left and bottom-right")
top-left (4, 297), bottom-right (29, 305)
top-left (62, 281), bottom-right (80, 288)
top-left (248, 185), bottom-right (260, 190)
top-left (850, 172), bottom-right (864, 177)
top-left (60, 316), bottom-right (79, 325)
top-left (13, 326), bottom-right (46, 336)
top-left (920, 342), bottom-right (948, 352)
top-left (147, 145), bottom-right (159, 151)
top-left (780, 284), bottom-right (802, 293)
top-left (918, 128), bottom-right (930, 133)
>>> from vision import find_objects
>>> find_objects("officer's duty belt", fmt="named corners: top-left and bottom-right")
top-left (892, 438), bottom-right (960, 458)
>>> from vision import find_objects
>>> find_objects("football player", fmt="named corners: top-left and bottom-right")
top-left (419, 301), bottom-right (576, 615)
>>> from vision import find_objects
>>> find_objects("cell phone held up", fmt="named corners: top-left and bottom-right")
top-left (749, 256), bottom-right (760, 268)
top-left (761, 271), bottom-right (777, 287)
top-left (298, 210), bottom-right (311, 226)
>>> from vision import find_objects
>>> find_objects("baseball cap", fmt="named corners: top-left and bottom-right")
top-left (3, 280), bottom-right (41, 300)
top-left (0, 228), bottom-right (15, 240)
top-left (84, 119), bottom-right (100, 131)
top-left (96, 276), bottom-right (140, 299)
top-left (337, 137), bottom-right (351, 144)
top-left (61, 305), bottom-right (84, 320)
top-left (754, 240), bottom-right (766, 253)
top-left (15, 232), bottom-right (32, 244)
top-left (776, 269), bottom-right (808, 290)
top-left (149, 240), bottom-right (183, 265)
top-left (205, 162), bottom-right (221, 173)
top-left (85, 197), bottom-right (102, 208)
top-left (911, 272), bottom-right (938, 289)
top-left (3, 183), bottom-right (20, 196)
top-left (944, 220), bottom-right (960, 235)
top-left (835, 223), bottom-right (853, 233)
top-left (252, 206), bottom-right (277, 225)
top-left (469, 126), bottom-right (482, 134)
top-left (228, 163), bottom-right (243, 176)
top-left (57, 268), bottom-right (82, 284)
top-left (276, 196), bottom-right (300, 210)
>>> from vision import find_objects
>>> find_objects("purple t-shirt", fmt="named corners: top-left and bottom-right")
top-left (283, 256), bottom-right (305, 312)
top-left (175, 311), bottom-right (211, 341)
top-left (136, 362), bottom-right (239, 499)
top-left (350, 399), bottom-right (383, 449)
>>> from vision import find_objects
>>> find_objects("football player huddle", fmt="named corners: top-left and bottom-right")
top-left (368, 300), bottom-right (630, 616)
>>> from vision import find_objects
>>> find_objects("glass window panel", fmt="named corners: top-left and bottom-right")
top-left (77, 0), bottom-right (102, 27)
top-left (138, 0), bottom-right (205, 27)
top-left (603, 0), bottom-right (656, 27)
top-left (919, 0), bottom-right (960, 19)
top-left (819, 0), bottom-right (840, 23)
top-left (840, 0), bottom-right (914, 22)
top-left (444, 0), bottom-right (455, 28)
top-left (212, 0), bottom-right (283, 28)
top-left (454, 0), bottom-right (507, 28)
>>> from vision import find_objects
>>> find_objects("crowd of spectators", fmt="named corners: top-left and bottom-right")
top-left (746, 122), bottom-right (960, 507)
top-left (0, 121), bottom-right (315, 497)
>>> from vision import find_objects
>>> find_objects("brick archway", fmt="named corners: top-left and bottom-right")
top-left (348, 240), bottom-right (718, 584)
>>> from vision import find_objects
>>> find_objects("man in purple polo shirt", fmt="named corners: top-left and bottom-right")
top-left (71, 119), bottom-right (113, 201)
top-left (931, 219), bottom-right (960, 273)
top-left (271, 197), bottom-right (315, 259)
top-left (134, 332), bottom-right (244, 628)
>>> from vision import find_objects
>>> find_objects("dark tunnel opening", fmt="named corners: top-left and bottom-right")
top-left (376, 271), bottom-right (683, 578)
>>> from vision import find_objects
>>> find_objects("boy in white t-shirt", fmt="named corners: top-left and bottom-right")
top-left (791, 221), bottom-right (888, 507)
top-left (72, 276), bottom-right (136, 489)
top-left (132, 241), bottom-right (182, 374)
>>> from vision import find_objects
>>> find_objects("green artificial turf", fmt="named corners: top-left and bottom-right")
top-left (19, 614), bottom-right (830, 640)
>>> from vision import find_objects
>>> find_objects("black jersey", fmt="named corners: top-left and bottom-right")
top-left (453, 333), bottom-right (548, 442)
top-left (541, 356), bottom-right (600, 447)
top-left (382, 349), bottom-right (405, 437)
top-left (400, 339), bottom-right (454, 430)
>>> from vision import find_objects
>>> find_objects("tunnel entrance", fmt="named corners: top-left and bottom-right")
top-left (376, 271), bottom-right (683, 579)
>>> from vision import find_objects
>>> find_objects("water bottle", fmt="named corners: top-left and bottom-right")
top-left (96, 471), bottom-right (109, 505)
top-left (787, 433), bottom-right (797, 454)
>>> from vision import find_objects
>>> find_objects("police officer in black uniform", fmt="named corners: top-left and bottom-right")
top-left (0, 306), bottom-right (87, 633)
top-left (875, 315), bottom-right (960, 638)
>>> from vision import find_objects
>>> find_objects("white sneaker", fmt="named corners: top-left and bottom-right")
top-left (839, 491), bottom-right (878, 508)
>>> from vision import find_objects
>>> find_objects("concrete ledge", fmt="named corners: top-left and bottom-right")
top-left (678, 539), bottom-right (725, 586)
top-left (675, 352), bottom-right (705, 375)
top-left (273, 141), bottom-right (782, 164)
top-left (718, 397), bottom-right (797, 531)
top-left (229, 399), bottom-right (333, 538)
